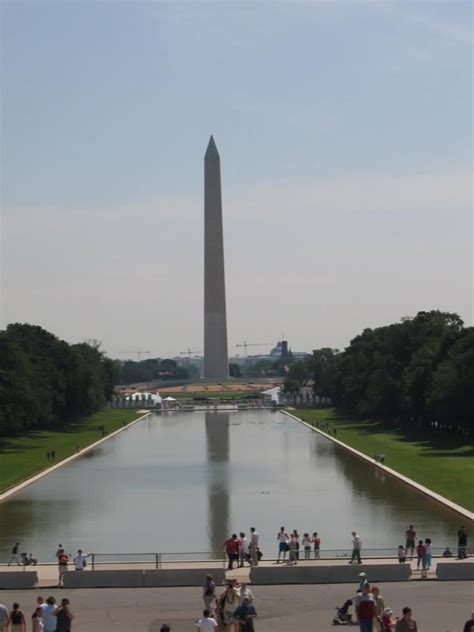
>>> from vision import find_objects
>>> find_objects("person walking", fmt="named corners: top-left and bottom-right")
top-left (7, 603), bottom-right (26, 632)
top-left (7, 543), bottom-right (21, 566)
top-left (43, 596), bottom-right (58, 632)
top-left (350, 530), bottom-right (362, 564)
top-left (288, 534), bottom-right (298, 565)
top-left (463, 611), bottom-right (474, 632)
top-left (405, 525), bottom-right (416, 560)
top-left (57, 549), bottom-right (69, 586)
top-left (232, 597), bottom-right (257, 632)
top-left (422, 538), bottom-right (432, 577)
top-left (395, 606), bottom-right (417, 631)
top-left (0, 603), bottom-right (8, 632)
top-left (302, 533), bottom-right (312, 560)
top-left (354, 584), bottom-right (376, 632)
top-left (458, 526), bottom-right (468, 559)
top-left (202, 574), bottom-right (216, 615)
top-left (219, 583), bottom-right (239, 632)
top-left (249, 528), bottom-right (259, 566)
top-left (224, 535), bottom-right (241, 571)
top-left (195, 609), bottom-right (218, 631)
top-left (55, 598), bottom-right (74, 632)
top-left (238, 583), bottom-right (254, 605)
top-left (312, 532), bottom-right (321, 560)
top-left (276, 527), bottom-right (289, 564)
top-left (292, 529), bottom-right (300, 560)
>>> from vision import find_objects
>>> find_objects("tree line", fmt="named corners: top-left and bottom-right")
top-left (119, 358), bottom-right (191, 384)
top-left (0, 323), bottom-right (120, 436)
top-left (284, 311), bottom-right (473, 434)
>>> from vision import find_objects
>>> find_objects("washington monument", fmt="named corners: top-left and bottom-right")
top-left (204, 136), bottom-right (229, 379)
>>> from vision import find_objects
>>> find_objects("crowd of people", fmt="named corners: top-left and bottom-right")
top-left (0, 596), bottom-right (73, 632)
top-left (198, 576), bottom-right (256, 631)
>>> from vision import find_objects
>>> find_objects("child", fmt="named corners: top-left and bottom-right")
top-left (397, 545), bottom-right (406, 563)
top-left (416, 540), bottom-right (425, 571)
top-left (381, 607), bottom-right (395, 631)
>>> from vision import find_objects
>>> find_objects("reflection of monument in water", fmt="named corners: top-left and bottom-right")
top-left (205, 412), bottom-right (230, 555)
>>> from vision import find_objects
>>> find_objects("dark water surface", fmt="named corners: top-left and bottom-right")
top-left (0, 411), bottom-right (461, 561)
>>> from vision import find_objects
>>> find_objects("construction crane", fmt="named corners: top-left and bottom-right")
top-left (235, 341), bottom-right (273, 357)
top-left (113, 350), bottom-right (151, 362)
top-left (179, 349), bottom-right (203, 357)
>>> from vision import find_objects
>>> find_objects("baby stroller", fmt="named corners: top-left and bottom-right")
top-left (332, 599), bottom-right (353, 625)
top-left (20, 552), bottom-right (37, 566)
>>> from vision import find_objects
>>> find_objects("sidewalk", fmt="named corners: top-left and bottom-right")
top-left (1, 555), bottom-right (460, 587)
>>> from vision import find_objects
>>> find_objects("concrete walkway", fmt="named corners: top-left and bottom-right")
top-left (0, 581), bottom-right (471, 631)
top-left (1, 556), bottom-right (464, 587)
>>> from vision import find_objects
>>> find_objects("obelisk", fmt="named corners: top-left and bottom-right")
top-left (204, 135), bottom-right (229, 379)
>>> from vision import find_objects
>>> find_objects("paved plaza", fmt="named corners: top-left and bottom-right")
top-left (0, 580), bottom-right (472, 631)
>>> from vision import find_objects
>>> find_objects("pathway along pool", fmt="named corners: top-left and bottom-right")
top-left (0, 410), bottom-right (462, 562)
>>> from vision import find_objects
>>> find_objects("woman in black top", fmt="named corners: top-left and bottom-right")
top-left (8, 603), bottom-right (26, 632)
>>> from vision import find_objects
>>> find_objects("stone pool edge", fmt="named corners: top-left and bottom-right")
top-left (282, 410), bottom-right (474, 523)
top-left (0, 411), bottom-right (152, 503)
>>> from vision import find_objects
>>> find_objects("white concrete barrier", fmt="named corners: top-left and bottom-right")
top-left (144, 568), bottom-right (225, 587)
top-left (250, 566), bottom-right (331, 585)
top-left (0, 571), bottom-right (38, 589)
top-left (436, 562), bottom-right (474, 581)
top-left (62, 570), bottom-right (144, 588)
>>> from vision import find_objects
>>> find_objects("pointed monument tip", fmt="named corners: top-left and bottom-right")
top-left (205, 134), bottom-right (219, 159)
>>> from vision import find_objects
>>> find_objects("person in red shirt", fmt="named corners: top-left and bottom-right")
top-left (355, 583), bottom-right (377, 632)
top-left (224, 534), bottom-right (241, 570)
top-left (57, 549), bottom-right (69, 586)
top-left (415, 540), bottom-right (425, 571)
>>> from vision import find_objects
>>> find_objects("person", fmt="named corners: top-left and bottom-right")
top-left (160, 626), bottom-right (171, 632)
top-left (312, 532), bottom-right (321, 560)
top-left (354, 583), bottom-right (376, 632)
top-left (302, 533), bottom-right (312, 560)
top-left (287, 533), bottom-right (298, 565)
top-left (224, 535), bottom-right (241, 571)
top-left (405, 526), bottom-right (416, 560)
top-left (232, 597), bottom-right (257, 632)
top-left (28, 553), bottom-right (38, 565)
top-left (0, 603), bottom-right (8, 632)
top-left (463, 611), bottom-right (474, 632)
top-left (43, 596), bottom-right (58, 632)
top-left (422, 538), bottom-right (432, 577)
top-left (397, 545), bottom-right (406, 563)
top-left (8, 603), bottom-right (26, 632)
top-left (415, 540), bottom-right (425, 571)
top-left (55, 598), bottom-right (74, 632)
top-left (202, 574), bottom-right (216, 615)
top-left (249, 527), bottom-right (259, 566)
top-left (239, 533), bottom-right (251, 567)
top-left (442, 547), bottom-right (453, 557)
top-left (55, 545), bottom-right (63, 561)
top-left (238, 582), bottom-right (254, 605)
top-left (381, 607), bottom-right (395, 631)
top-left (292, 529), bottom-right (300, 560)
top-left (32, 607), bottom-right (45, 632)
top-left (350, 530), bottom-right (362, 564)
top-left (219, 582), bottom-right (239, 632)
top-left (358, 572), bottom-right (368, 592)
top-left (371, 586), bottom-right (385, 617)
top-left (73, 549), bottom-right (88, 571)
top-left (7, 542), bottom-right (21, 566)
top-left (276, 527), bottom-right (289, 564)
top-left (458, 526), bottom-right (468, 559)
top-left (57, 549), bottom-right (69, 585)
top-left (195, 609), bottom-right (218, 631)
top-left (32, 597), bottom-right (47, 620)
top-left (395, 606), bottom-right (417, 631)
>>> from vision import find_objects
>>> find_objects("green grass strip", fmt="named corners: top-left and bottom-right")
top-left (296, 408), bottom-right (474, 512)
top-left (0, 409), bottom-right (143, 493)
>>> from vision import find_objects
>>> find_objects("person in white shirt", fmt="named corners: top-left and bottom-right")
top-left (238, 583), bottom-right (254, 605)
top-left (249, 527), bottom-right (259, 566)
top-left (43, 597), bottom-right (57, 632)
top-left (0, 602), bottom-right (9, 632)
top-left (276, 527), bottom-right (289, 563)
top-left (73, 549), bottom-right (89, 570)
top-left (239, 533), bottom-right (251, 567)
top-left (350, 530), bottom-right (362, 564)
top-left (195, 609), bottom-right (218, 631)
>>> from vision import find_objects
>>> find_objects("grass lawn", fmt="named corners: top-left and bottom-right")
top-left (0, 409), bottom-right (143, 493)
top-left (296, 408), bottom-right (474, 512)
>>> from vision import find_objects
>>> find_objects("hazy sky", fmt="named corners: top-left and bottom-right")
top-left (1, 1), bottom-right (472, 359)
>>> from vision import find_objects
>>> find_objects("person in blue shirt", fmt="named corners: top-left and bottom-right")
top-left (232, 598), bottom-right (257, 632)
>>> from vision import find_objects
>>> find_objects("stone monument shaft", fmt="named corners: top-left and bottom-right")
top-left (204, 136), bottom-right (229, 379)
